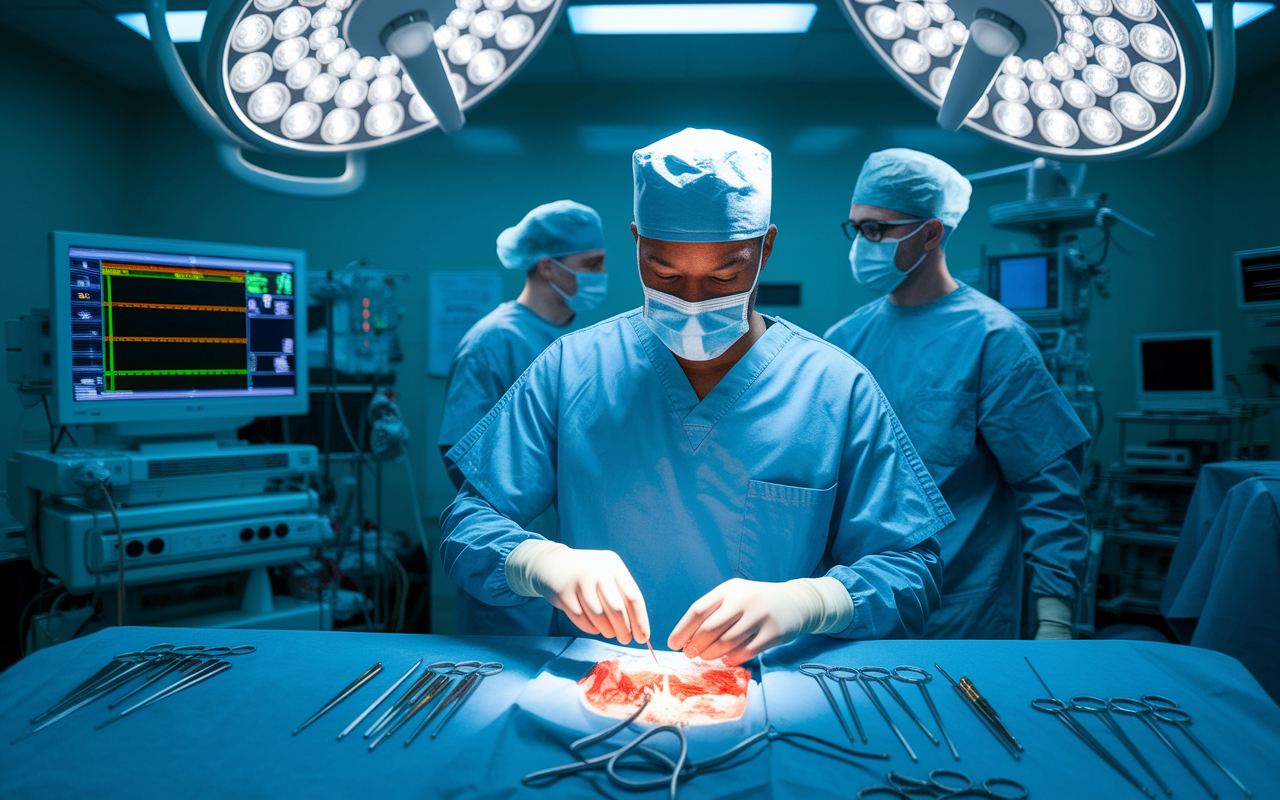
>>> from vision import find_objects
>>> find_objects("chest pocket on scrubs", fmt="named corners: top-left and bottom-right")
top-left (736, 480), bottom-right (838, 581)
top-left (907, 389), bottom-right (977, 468)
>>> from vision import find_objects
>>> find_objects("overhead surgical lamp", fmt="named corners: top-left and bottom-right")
top-left (838, 0), bottom-right (1238, 160)
top-left (144, 0), bottom-right (563, 196)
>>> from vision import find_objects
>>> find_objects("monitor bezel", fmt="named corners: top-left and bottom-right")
top-left (986, 249), bottom-right (1062, 322)
top-left (1234, 246), bottom-right (1280, 312)
top-left (49, 231), bottom-right (308, 427)
top-left (1134, 330), bottom-right (1227, 412)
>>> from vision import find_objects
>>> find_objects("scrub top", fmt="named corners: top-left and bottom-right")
top-left (825, 283), bottom-right (1090, 639)
top-left (438, 300), bottom-right (572, 636)
top-left (441, 310), bottom-right (954, 643)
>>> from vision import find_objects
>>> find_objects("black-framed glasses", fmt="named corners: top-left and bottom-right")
top-left (842, 218), bottom-right (929, 242)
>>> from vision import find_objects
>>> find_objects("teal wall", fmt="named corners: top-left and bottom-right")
top-left (3, 22), bottom-right (1277, 552)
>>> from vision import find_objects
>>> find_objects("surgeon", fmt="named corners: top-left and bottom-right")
top-left (440, 129), bottom-right (952, 665)
top-left (824, 149), bottom-right (1090, 640)
top-left (438, 199), bottom-right (607, 635)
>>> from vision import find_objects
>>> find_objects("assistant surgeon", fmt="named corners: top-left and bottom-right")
top-left (439, 200), bottom-right (607, 635)
top-left (440, 129), bottom-right (953, 665)
top-left (825, 149), bottom-right (1090, 640)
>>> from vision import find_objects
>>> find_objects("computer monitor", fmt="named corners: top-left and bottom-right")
top-left (1235, 246), bottom-right (1280, 311)
top-left (49, 231), bottom-right (308, 431)
top-left (1134, 331), bottom-right (1228, 413)
top-left (986, 250), bottom-right (1061, 323)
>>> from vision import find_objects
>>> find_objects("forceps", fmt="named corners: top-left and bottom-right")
top-left (855, 667), bottom-right (917, 761)
top-left (1109, 698), bottom-right (1220, 798)
top-left (799, 663), bottom-right (862, 743)
top-left (893, 666), bottom-right (958, 761)
top-left (860, 666), bottom-right (939, 746)
top-left (31, 644), bottom-right (180, 724)
top-left (857, 769), bottom-right (1028, 800)
top-left (1071, 696), bottom-right (1171, 796)
top-left (364, 661), bottom-right (462, 739)
top-left (293, 662), bottom-right (383, 736)
top-left (425, 661), bottom-right (503, 741)
top-left (94, 659), bottom-right (234, 730)
top-left (109, 646), bottom-right (255, 710)
top-left (1032, 697), bottom-right (1155, 798)
top-left (1141, 696), bottom-right (1251, 798)
top-left (371, 663), bottom-right (479, 751)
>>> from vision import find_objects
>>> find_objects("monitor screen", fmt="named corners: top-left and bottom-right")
top-left (1239, 249), bottom-right (1280, 307)
top-left (1140, 338), bottom-right (1215, 392)
top-left (997, 255), bottom-right (1050, 310)
top-left (66, 245), bottom-right (298, 405)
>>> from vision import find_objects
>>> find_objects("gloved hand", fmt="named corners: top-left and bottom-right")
top-left (668, 577), bottom-right (854, 666)
top-left (505, 540), bottom-right (650, 645)
top-left (1033, 596), bottom-right (1074, 640)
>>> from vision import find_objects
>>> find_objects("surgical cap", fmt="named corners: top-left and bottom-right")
top-left (633, 128), bottom-right (771, 243)
top-left (496, 200), bottom-right (605, 271)
top-left (852, 148), bottom-right (972, 231)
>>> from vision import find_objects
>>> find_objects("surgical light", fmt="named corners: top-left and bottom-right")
top-left (144, 0), bottom-right (563, 196)
top-left (566, 3), bottom-right (817, 34)
top-left (1196, 2), bottom-right (1274, 28)
top-left (838, 0), bottom-right (1239, 160)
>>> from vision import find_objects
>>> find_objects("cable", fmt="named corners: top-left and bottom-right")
top-left (93, 481), bottom-right (126, 627)
top-left (401, 456), bottom-right (431, 569)
top-left (17, 582), bottom-right (62, 657)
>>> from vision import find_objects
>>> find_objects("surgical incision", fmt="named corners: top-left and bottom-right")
top-left (578, 655), bottom-right (749, 726)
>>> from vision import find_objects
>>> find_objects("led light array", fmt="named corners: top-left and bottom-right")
top-left (846, 0), bottom-right (1188, 155)
top-left (221, 0), bottom-right (555, 151)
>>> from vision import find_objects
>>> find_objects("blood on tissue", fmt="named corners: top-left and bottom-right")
top-left (578, 657), bottom-right (749, 725)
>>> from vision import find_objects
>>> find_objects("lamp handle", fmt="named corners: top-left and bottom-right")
top-left (1155, 0), bottom-right (1236, 156)
top-left (214, 143), bottom-right (368, 198)
top-left (144, 0), bottom-right (367, 196)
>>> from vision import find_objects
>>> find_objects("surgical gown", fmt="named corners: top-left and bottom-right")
top-left (441, 310), bottom-right (953, 643)
top-left (825, 283), bottom-right (1090, 639)
top-left (438, 300), bottom-right (572, 636)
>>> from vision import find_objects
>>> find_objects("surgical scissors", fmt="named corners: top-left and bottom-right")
top-left (1032, 697), bottom-right (1155, 798)
top-left (799, 663), bottom-right (860, 743)
top-left (1109, 698), bottom-right (1220, 798)
top-left (1070, 696), bottom-right (1171, 796)
top-left (857, 769), bottom-right (1028, 800)
top-left (1141, 696), bottom-right (1251, 797)
top-left (860, 666), bottom-right (938, 746)
top-left (893, 666), bottom-right (958, 761)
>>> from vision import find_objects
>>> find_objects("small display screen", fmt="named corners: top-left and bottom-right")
top-left (997, 256), bottom-right (1051, 310)
top-left (68, 246), bottom-right (297, 403)
top-left (1141, 338), bottom-right (1215, 392)
top-left (1240, 251), bottom-right (1280, 306)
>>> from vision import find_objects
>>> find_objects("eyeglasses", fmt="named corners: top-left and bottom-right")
top-left (842, 218), bottom-right (929, 242)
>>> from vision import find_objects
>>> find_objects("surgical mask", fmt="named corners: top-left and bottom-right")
top-left (549, 257), bottom-right (608, 314)
top-left (849, 221), bottom-right (929, 295)
top-left (639, 241), bottom-right (764, 362)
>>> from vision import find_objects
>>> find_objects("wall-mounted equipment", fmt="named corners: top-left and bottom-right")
top-left (839, 0), bottom-right (1239, 160)
top-left (145, 0), bottom-right (564, 196)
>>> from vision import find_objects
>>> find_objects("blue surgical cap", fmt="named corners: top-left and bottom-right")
top-left (852, 148), bottom-right (972, 231)
top-left (496, 200), bottom-right (605, 271)
top-left (633, 128), bottom-right (771, 243)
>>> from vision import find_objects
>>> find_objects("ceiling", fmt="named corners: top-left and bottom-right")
top-left (2, 0), bottom-right (1278, 91)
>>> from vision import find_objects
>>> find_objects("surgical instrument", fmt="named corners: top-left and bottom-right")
top-left (31, 645), bottom-right (178, 724)
top-left (369, 672), bottom-right (455, 751)
top-left (857, 769), bottom-right (1029, 800)
top-left (1071, 696), bottom-right (1172, 796)
top-left (935, 664), bottom-right (1020, 761)
top-left (800, 663), bottom-right (857, 743)
top-left (94, 660), bottom-right (233, 730)
top-left (893, 666), bottom-right (958, 761)
top-left (293, 662), bottom-right (383, 736)
top-left (824, 666), bottom-right (869, 743)
top-left (1141, 696), bottom-right (1251, 797)
top-left (1110, 698), bottom-right (1220, 798)
top-left (861, 666), bottom-right (938, 746)
top-left (338, 660), bottom-right (422, 741)
top-left (856, 667), bottom-right (917, 761)
top-left (1025, 656), bottom-right (1055, 698)
top-left (364, 661), bottom-right (465, 739)
top-left (429, 661), bottom-right (504, 740)
top-left (1033, 697), bottom-right (1155, 798)
top-left (108, 646), bottom-right (255, 710)
top-left (959, 676), bottom-right (1020, 751)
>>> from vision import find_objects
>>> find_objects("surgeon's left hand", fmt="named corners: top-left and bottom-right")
top-left (667, 577), bottom-right (854, 666)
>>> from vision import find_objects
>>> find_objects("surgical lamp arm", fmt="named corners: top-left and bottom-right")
top-left (144, 0), bottom-right (366, 197)
top-left (1157, 0), bottom-right (1236, 156)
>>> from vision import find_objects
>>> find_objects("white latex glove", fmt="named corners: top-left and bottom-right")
top-left (505, 540), bottom-right (651, 645)
top-left (667, 577), bottom-right (854, 666)
top-left (1033, 596), bottom-right (1074, 640)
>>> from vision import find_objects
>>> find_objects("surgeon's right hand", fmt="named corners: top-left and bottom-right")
top-left (505, 540), bottom-right (651, 645)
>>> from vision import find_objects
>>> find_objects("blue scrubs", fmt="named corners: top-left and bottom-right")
top-left (825, 283), bottom-right (1090, 639)
top-left (441, 311), bottom-right (952, 643)
top-left (439, 300), bottom-right (572, 636)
